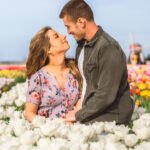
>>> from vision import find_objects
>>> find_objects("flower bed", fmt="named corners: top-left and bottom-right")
top-left (0, 65), bottom-right (26, 70)
top-left (128, 65), bottom-right (150, 112)
top-left (0, 65), bottom-right (149, 149)
top-left (0, 82), bottom-right (149, 150)
top-left (0, 69), bottom-right (26, 96)
top-left (0, 77), bottom-right (14, 95)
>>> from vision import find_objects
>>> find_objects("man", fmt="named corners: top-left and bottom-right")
top-left (60, 0), bottom-right (134, 125)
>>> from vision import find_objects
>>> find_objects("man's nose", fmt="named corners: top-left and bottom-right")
top-left (67, 29), bottom-right (71, 35)
top-left (61, 35), bottom-right (66, 40)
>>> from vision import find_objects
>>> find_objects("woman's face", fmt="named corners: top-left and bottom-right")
top-left (46, 29), bottom-right (70, 55)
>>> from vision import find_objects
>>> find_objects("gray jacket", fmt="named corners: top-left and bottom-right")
top-left (75, 26), bottom-right (134, 125)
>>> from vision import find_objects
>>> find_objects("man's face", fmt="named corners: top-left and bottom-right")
top-left (62, 15), bottom-right (85, 41)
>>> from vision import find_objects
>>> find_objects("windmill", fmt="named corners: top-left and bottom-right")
top-left (127, 33), bottom-right (150, 64)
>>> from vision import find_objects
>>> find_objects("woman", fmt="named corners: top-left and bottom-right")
top-left (25, 26), bottom-right (82, 122)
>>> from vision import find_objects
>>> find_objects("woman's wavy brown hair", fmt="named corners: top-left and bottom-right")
top-left (26, 26), bottom-right (82, 91)
top-left (26, 26), bottom-right (51, 78)
top-left (65, 58), bottom-right (82, 91)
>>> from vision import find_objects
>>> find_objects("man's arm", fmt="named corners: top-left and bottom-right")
top-left (75, 44), bottom-right (126, 122)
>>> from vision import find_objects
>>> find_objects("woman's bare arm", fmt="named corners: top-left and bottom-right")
top-left (24, 102), bottom-right (38, 122)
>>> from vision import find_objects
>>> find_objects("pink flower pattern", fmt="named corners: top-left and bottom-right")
top-left (26, 67), bottom-right (80, 119)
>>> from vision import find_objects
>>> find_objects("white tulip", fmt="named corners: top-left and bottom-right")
top-left (0, 133), bottom-right (13, 143)
top-left (134, 127), bottom-right (150, 140)
top-left (137, 107), bottom-right (146, 116)
top-left (13, 111), bottom-right (22, 119)
top-left (55, 125), bottom-right (70, 138)
top-left (0, 123), bottom-right (6, 135)
top-left (37, 137), bottom-right (51, 148)
top-left (131, 112), bottom-right (139, 121)
top-left (15, 98), bottom-right (24, 107)
top-left (140, 113), bottom-right (150, 119)
top-left (69, 124), bottom-right (96, 142)
top-left (140, 113), bottom-right (150, 125)
top-left (133, 120), bottom-right (143, 130)
top-left (90, 141), bottom-right (105, 150)
top-left (20, 130), bottom-right (38, 145)
top-left (0, 107), bottom-right (5, 118)
top-left (5, 125), bottom-right (14, 135)
top-left (113, 125), bottom-right (129, 140)
top-left (7, 93), bottom-right (17, 104)
top-left (105, 141), bottom-right (127, 150)
top-left (5, 107), bottom-right (15, 118)
top-left (134, 141), bottom-right (150, 150)
top-left (133, 115), bottom-right (150, 129)
top-left (128, 148), bottom-right (134, 150)
top-left (91, 122), bottom-right (104, 134)
top-left (69, 142), bottom-right (81, 150)
top-left (132, 106), bottom-right (146, 121)
top-left (13, 126), bottom-right (26, 137)
top-left (0, 144), bottom-right (18, 150)
top-left (46, 138), bottom-right (69, 150)
top-left (33, 128), bottom-right (43, 138)
top-left (32, 115), bottom-right (46, 128)
top-left (81, 125), bottom-right (96, 140)
top-left (18, 145), bottom-right (35, 150)
top-left (104, 121), bottom-right (116, 133)
top-left (19, 95), bottom-right (27, 102)
top-left (1, 137), bottom-right (20, 150)
top-left (40, 121), bottom-right (59, 137)
top-left (104, 134), bottom-right (120, 143)
top-left (5, 96), bottom-right (14, 105)
top-left (124, 134), bottom-right (138, 147)
top-left (0, 97), bottom-right (6, 106)
top-left (78, 143), bottom-right (89, 150)
top-left (48, 118), bottom-right (66, 126)
top-left (13, 119), bottom-right (28, 136)
top-left (68, 141), bottom-right (88, 150)
top-left (67, 131), bottom-right (85, 143)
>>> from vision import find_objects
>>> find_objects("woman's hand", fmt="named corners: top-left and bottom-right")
top-left (62, 99), bottom-right (82, 123)
top-left (63, 109), bottom-right (76, 122)
top-left (74, 99), bottom-right (82, 111)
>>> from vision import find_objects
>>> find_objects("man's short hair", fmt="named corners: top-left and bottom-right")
top-left (59, 0), bottom-right (94, 22)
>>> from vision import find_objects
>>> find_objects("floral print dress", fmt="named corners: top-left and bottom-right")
top-left (26, 67), bottom-right (80, 119)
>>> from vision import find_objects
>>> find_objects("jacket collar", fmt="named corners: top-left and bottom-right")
top-left (77, 26), bottom-right (103, 47)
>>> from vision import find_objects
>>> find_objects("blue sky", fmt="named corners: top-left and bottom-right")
top-left (0, 0), bottom-right (150, 61)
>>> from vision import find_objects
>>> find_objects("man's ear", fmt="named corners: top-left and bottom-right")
top-left (77, 18), bottom-right (86, 28)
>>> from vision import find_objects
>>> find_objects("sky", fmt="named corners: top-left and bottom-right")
top-left (0, 0), bottom-right (150, 61)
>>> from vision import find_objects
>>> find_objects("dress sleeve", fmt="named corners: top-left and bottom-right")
top-left (26, 72), bottom-right (41, 105)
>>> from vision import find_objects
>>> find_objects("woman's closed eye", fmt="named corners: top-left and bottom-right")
top-left (53, 33), bottom-right (59, 39)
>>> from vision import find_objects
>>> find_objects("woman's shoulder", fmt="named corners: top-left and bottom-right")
top-left (29, 67), bottom-right (45, 80)
top-left (29, 67), bottom-right (52, 87)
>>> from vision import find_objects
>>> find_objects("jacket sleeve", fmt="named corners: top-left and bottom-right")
top-left (75, 44), bottom-right (126, 122)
